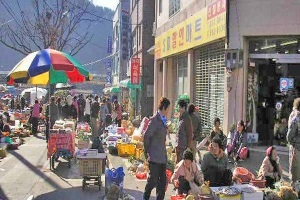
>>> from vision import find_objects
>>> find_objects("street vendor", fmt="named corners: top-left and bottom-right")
top-left (31, 100), bottom-right (41, 136)
top-left (171, 149), bottom-right (204, 196)
top-left (201, 138), bottom-right (230, 187)
top-left (257, 146), bottom-right (283, 189)
top-left (62, 95), bottom-right (77, 120)
top-left (287, 97), bottom-right (300, 189)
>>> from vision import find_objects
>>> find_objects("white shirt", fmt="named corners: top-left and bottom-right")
top-left (85, 98), bottom-right (91, 115)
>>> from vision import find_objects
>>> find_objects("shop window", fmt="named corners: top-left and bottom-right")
top-left (138, 26), bottom-right (141, 46)
top-left (132, 29), bottom-right (137, 53)
top-left (249, 37), bottom-right (300, 54)
top-left (159, 0), bottom-right (163, 15)
top-left (175, 55), bottom-right (188, 96)
top-left (169, 0), bottom-right (180, 17)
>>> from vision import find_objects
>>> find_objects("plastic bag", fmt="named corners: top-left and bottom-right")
top-left (5, 137), bottom-right (12, 144)
top-left (239, 147), bottom-right (249, 160)
top-left (105, 167), bottom-right (125, 185)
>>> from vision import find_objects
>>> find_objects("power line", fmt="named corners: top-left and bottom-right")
top-left (82, 53), bottom-right (115, 66)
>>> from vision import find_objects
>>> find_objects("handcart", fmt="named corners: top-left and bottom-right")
top-left (77, 151), bottom-right (107, 191)
top-left (47, 130), bottom-right (76, 170)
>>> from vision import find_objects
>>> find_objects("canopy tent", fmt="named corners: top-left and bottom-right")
top-left (21, 87), bottom-right (47, 105)
top-left (119, 79), bottom-right (141, 89)
top-left (55, 83), bottom-right (74, 89)
top-left (103, 86), bottom-right (120, 94)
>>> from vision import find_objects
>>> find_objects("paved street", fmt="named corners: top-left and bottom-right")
top-left (0, 135), bottom-right (104, 200)
top-left (0, 134), bottom-right (291, 200)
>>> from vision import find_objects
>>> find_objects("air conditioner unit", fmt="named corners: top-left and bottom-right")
top-left (225, 49), bottom-right (243, 69)
top-left (152, 21), bottom-right (156, 36)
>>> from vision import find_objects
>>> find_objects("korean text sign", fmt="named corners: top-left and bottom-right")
top-left (131, 58), bottom-right (140, 85)
top-left (155, 0), bottom-right (226, 59)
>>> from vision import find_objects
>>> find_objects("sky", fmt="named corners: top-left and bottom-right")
top-left (90, 0), bottom-right (119, 11)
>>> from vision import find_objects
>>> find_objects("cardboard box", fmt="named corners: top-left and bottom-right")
top-left (242, 191), bottom-right (263, 200)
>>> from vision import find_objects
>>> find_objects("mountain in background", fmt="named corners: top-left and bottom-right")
top-left (0, 1), bottom-right (114, 75)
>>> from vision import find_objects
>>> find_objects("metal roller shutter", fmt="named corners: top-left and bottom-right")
top-left (194, 41), bottom-right (225, 132)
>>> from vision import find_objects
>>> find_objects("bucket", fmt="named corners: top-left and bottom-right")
top-left (233, 167), bottom-right (254, 183)
top-left (250, 179), bottom-right (266, 188)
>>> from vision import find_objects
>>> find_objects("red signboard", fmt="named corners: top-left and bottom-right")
top-left (207, 0), bottom-right (226, 20)
top-left (131, 58), bottom-right (140, 85)
top-left (47, 132), bottom-right (75, 158)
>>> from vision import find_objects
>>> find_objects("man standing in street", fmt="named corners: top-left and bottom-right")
top-left (287, 97), bottom-right (300, 189)
top-left (175, 99), bottom-right (193, 163)
top-left (90, 96), bottom-right (100, 139)
top-left (84, 95), bottom-right (92, 124)
top-left (143, 97), bottom-right (170, 200)
top-left (188, 104), bottom-right (203, 162)
top-left (77, 94), bottom-right (86, 122)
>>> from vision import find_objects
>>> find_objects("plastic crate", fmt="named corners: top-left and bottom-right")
top-left (135, 148), bottom-right (144, 160)
top-left (117, 143), bottom-right (136, 157)
top-left (78, 158), bottom-right (103, 176)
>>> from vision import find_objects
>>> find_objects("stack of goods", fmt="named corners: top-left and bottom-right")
top-left (53, 120), bottom-right (76, 131)
top-left (121, 120), bottom-right (135, 136)
top-left (264, 181), bottom-right (298, 200)
top-left (77, 123), bottom-right (91, 149)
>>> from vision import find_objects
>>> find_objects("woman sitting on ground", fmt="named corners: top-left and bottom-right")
top-left (257, 146), bottom-right (283, 189)
top-left (228, 120), bottom-right (248, 162)
top-left (171, 149), bottom-right (204, 195)
top-left (201, 138), bottom-right (231, 187)
top-left (209, 118), bottom-right (226, 150)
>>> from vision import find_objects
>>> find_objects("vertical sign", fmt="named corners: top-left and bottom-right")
top-left (121, 10), bottom-right (129, 60)
top-left (107, 36), bottom-right (112, 54)
top-left (131, 58), bottom-right (140, 85)
top-left (106, 59), bottom-right (112, 83)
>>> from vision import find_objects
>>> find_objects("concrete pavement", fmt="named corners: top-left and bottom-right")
top-left (0, 134), bottom-right (105, 200)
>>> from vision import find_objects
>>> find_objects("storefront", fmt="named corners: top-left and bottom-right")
top-left (154, 0), bottom-right (227, 122)
top-left (246, 36), bottom-right (300, 144)
top-left (194, 41), bottom-right (226, 130)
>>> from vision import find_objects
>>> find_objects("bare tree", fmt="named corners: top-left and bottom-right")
top-left (0, 0), bottom-right (96, 55)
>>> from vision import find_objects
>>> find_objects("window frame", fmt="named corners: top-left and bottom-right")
top-left (159, 0), bottom-right (163, 15)
top-left (169, 0), bottom-right (180, 18)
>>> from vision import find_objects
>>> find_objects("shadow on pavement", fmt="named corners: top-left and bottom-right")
top-left (34, 134), bottom-right (46, 141)
top-left (52, 159), bottom-right (81, 179)
top-left (123, 188), bottom-right (164, 200)
top-left (9, 150), bottom-right (62, 190)
top-left (34, 186), bottom-right (105, 200)
top-left (0, 185), bottom-right (8, 200)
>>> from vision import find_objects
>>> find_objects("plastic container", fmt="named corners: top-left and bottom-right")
top-left (117, 127), bottom-right (125, 134)
top-left (171, 195), bottom-right (186, 200)
top-left (250, 179), bottom-right (266, 188)
top-left (117, 143), bottom-right (136, 157)
top-left (233, 167), bottom-right (254, 183)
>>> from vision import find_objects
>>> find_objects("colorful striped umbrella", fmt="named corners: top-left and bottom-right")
top-left (7, 49), bottom-right (92, 85)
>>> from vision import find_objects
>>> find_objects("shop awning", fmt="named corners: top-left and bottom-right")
top-left (119, 79), bottom-right (141, 89)
top-left (103, 86), bottom-right (120, 94)
top-left (147, 45), bottom-right (155, 55)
